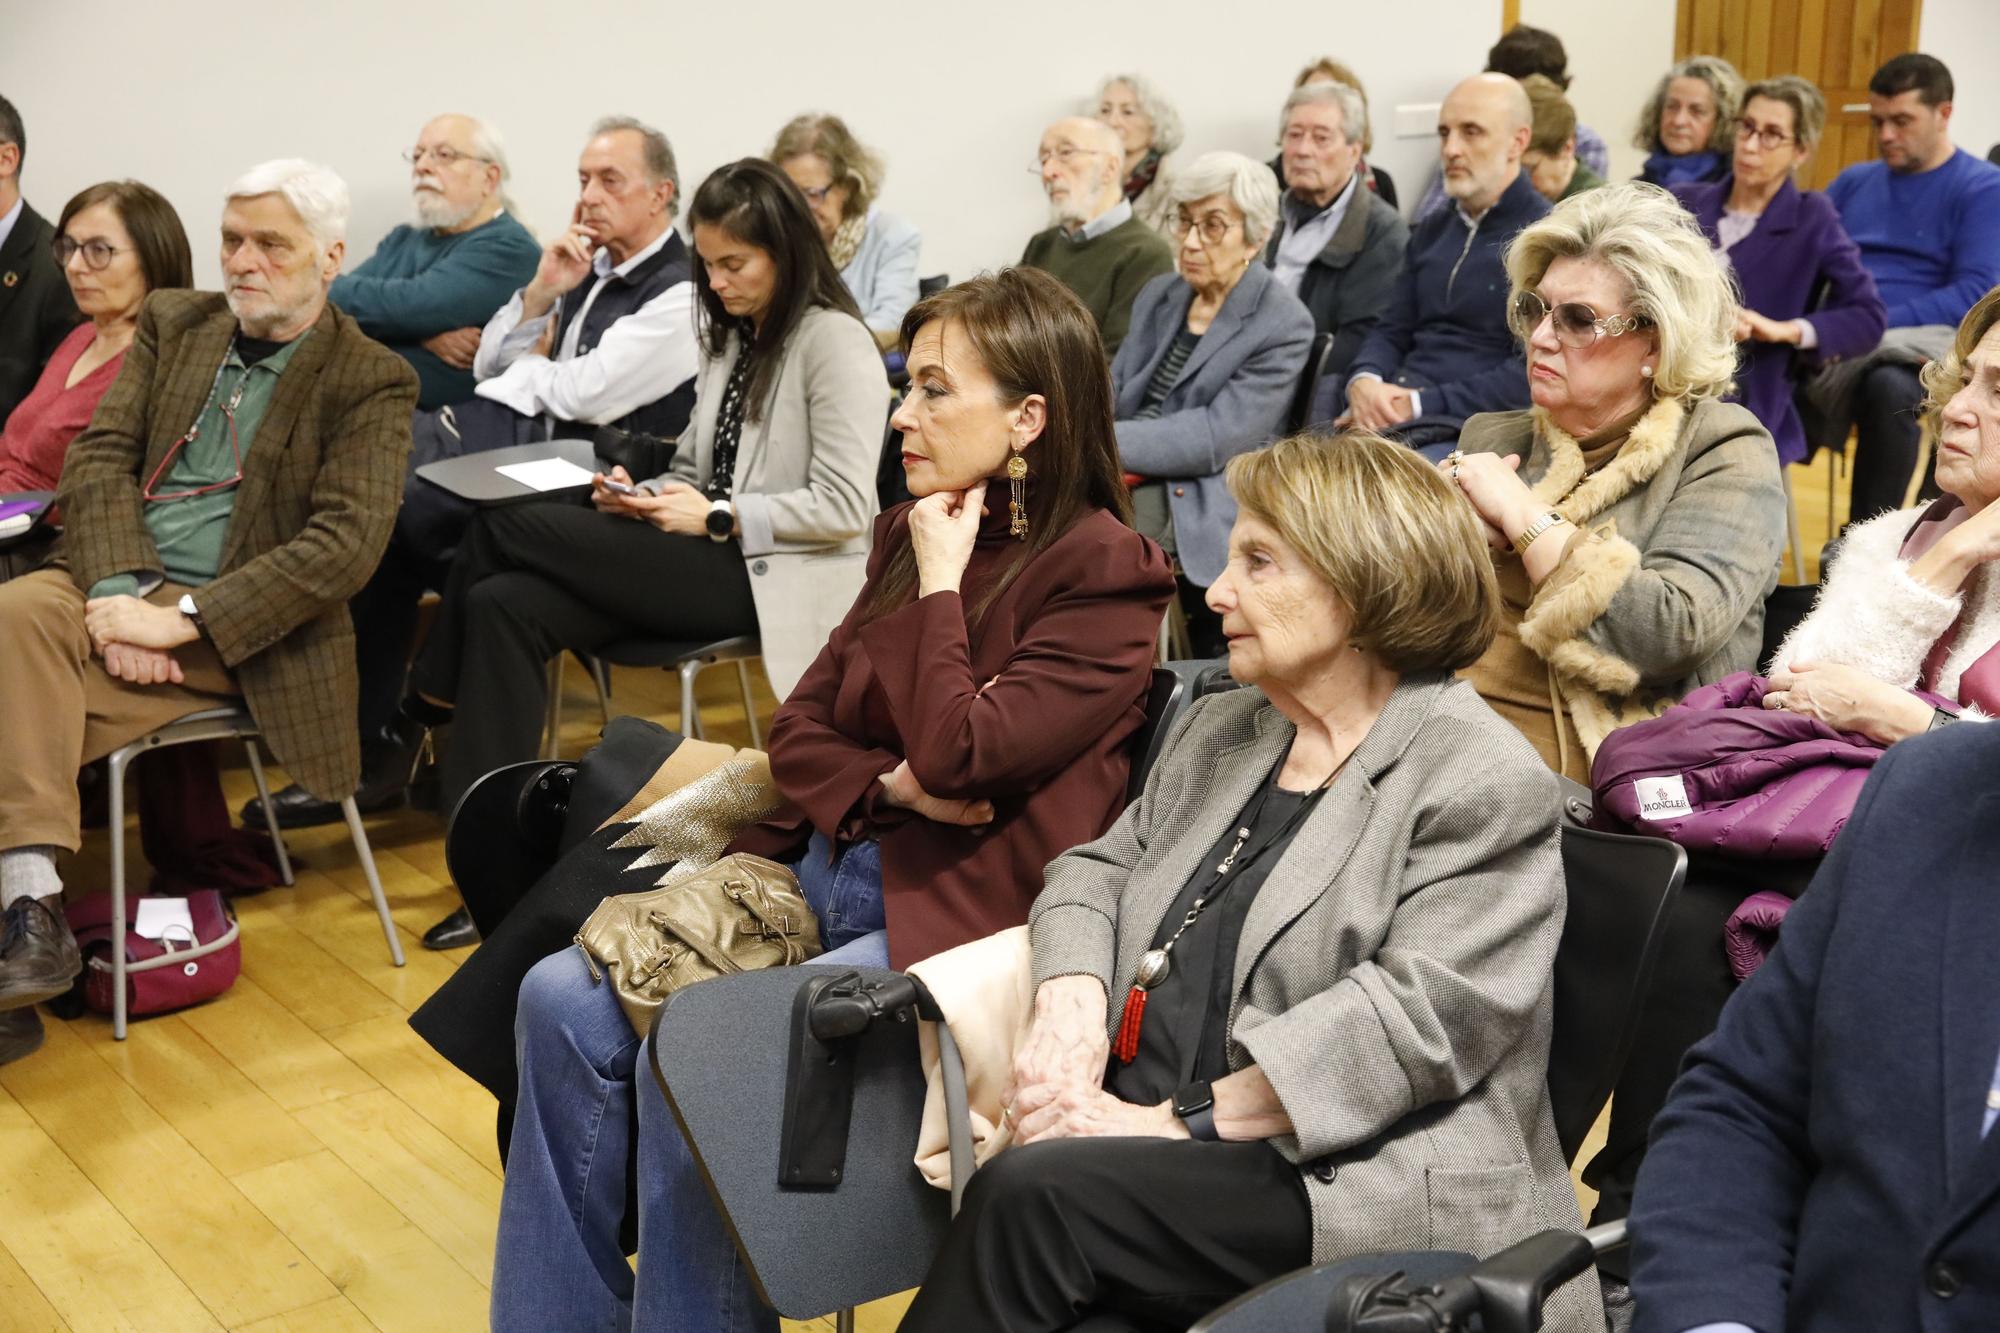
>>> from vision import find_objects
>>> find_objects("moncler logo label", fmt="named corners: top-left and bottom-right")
top-left (1633, 774), bottom-right (1692, 821)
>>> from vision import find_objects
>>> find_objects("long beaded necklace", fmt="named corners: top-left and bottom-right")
top-left (1111, 754), bottom-right (1341, 1064)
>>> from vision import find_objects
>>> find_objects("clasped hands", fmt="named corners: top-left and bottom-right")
top-left (83, 595), bottom-right (199, 686)
top-left (997, 976), bottom-right (1184, 1143)
top-left (1336, 376), bottom-right (1417, 432)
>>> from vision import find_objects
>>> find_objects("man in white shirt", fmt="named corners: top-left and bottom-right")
top-left (249, 116), bottom-right (700, 836)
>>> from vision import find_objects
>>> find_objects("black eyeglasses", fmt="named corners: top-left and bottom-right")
top-left (1171, 212), bottom-right (1242, 246)
top-left (1734, 119), bottom-right (1798, 151)
top-left (53, 237), bottom-right (126, 271)
top-left (1509, 291), bottom-right (1652, 349)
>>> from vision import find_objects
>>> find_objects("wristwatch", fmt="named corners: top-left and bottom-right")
top-left (1511, 510), bottom-right (1568, 557)
top-left (1172, 1081), bottom-right (1219, 1141)
top-left (176, 592), bottom-right (208, 639)
top-left (704, 498), bottom-right (735, 543)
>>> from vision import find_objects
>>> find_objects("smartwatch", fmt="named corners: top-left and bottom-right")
top-left (176, 592), bottom-right (208, 639)
top-left (704, 498), bottom-right (735, 543)
top-left (1172, 1080), bottom-right (1219, 1141)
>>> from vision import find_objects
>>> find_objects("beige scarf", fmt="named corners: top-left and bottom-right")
top-left (827, 213), bottom-right (868, 272)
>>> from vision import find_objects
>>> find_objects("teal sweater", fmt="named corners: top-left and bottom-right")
top-left (330, 211), bottom-right (540, 407)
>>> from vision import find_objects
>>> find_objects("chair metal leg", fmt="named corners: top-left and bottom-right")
top-left (1781, 468), bottom-right (1805, 584)
top-left (588, 654), bottom-right (613, 724)
top-left (241, 739), bottom-right (295, 887)
top-left (835, 1309), bottom-right (855, 1333)
top-left (541, 657), bottom-right (565, 760)
top-left (734, 659), bottom-right (761, 750)
top-left (680, 660), bottom-right (704, 741)
top-left (341, 797), bottom-right (406, 967)
top-left (107, 749), bottom-right (130, 1041)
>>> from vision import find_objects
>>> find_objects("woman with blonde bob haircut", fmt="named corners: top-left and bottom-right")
top-left (903, 430), bottom-right (1601, 1332)
top-left (1443, 180), bottom-right (1786, 781)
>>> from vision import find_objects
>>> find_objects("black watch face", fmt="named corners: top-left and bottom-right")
top-left (705, 507), bottom-right (732, 537)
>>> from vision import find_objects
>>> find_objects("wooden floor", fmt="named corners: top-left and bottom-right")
top-left (0, 452), bottom-right (1850, 1332)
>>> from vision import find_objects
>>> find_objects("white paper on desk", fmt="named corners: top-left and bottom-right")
top-left (495, 457), bottom-right (597, 491)
top-left (134, 898), bottom-right (196, 942)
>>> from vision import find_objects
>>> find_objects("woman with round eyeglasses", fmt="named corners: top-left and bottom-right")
top-left (1440, 181), bottom-right (1785, 782)
top-left (1110, 151), bottom-right (1314, 657)
top-left (769, 112), bottom-right (921, 351)
top-left (1669, 76), bottom-right (1886, 466)
top-left (0, 182), bottom-right (192, 504)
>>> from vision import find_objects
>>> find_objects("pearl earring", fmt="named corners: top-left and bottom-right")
top-left (1641, 365), bottom-right (1655, 378)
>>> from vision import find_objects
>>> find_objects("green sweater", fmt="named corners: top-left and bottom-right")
top-left (329, 211), bottom-right (540, 408)
top-left (1020, 214), bottom-right (1176, 357)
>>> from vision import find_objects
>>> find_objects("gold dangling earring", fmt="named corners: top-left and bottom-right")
top-left (1006, 442), bottom-right (1030, 540)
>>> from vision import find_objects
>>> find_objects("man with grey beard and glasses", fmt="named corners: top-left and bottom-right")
top-left (330, 113), bottom-right (539, 408)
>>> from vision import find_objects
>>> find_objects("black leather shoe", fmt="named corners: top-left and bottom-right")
top-left (422, 907), bottom-right (479, 951)
top-left (0, 1007), bottom-right (44, 1065)
top-left (239, 716), bottom-right (430, 829)
top-left (0, 897), bottom-right (83, 1010)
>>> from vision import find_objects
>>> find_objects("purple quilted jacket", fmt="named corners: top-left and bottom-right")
top-left (1590, 672), bottom-right (1950, 858)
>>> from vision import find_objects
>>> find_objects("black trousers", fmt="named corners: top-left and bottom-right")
top-left (902, 1137), bottom-right (1313, 1333)
top-left (1847, 362), bottom-right (1940, 523)
top-left (407, 500), bottom-right (757, 814)
top-left (1584, 852), bottom-right (1816, 1276)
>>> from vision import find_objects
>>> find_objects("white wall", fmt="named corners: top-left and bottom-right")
top-left (3, 0), bottom-right (1511, 290)
top-left (1921, 0), bottom-right (2000, 163)
top-left (1517, 0), bottom-right (1676, 181)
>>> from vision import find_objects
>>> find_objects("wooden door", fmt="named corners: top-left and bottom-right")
top-left (1674, 0), bottom-right (1925, 191)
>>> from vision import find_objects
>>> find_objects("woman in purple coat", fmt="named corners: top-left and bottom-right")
top-left (1672, 76), bottom-right (1885, 465)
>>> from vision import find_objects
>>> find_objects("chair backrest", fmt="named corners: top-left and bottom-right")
top-left (1548, 823), bottom-right (1687, 1162)
top-left (1127, 660), bottom-right (1241, 803)
top-left (1285, 331), bottom-right (1336, 433)
top-left (649, 965), bottom-right (951, 1319)
top-left (918, 273), bottom-right (951, 298)
top-left (877, 397), bottom-right (912, 510)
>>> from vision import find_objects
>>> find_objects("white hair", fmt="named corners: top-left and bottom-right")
top-left (1168, 151), bottom-right (1282, 247)
top-left (461, 115), bottom-right (510, 184)
top-left (1280, 81), bottom-right (1369, 151)
top-left (1093, 73), bottom-right (1185, 156)
top-left (226, 158), bottom-right (349, 252)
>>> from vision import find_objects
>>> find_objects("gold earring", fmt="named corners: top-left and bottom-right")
top-left (1007, 443), bottom-right (1029, 540)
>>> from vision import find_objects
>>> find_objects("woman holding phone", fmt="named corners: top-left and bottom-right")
top-left (403, 158), bottom-right (887, 846)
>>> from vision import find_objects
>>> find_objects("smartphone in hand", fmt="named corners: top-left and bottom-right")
top-left (601, 478), bottom-right (640, 497)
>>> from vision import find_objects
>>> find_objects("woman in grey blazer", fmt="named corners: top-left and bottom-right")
top-left (1114, 150), bottom-right (1314, 656)
top-left (406, 159), bottom-right (885, 830)
top-left (903, 432), bottom-right (1601, 1333)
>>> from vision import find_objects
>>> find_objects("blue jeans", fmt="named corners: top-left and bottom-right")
top-left (492, 834), bottom-right (887, 1332)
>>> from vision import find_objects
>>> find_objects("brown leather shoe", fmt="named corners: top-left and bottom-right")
top-left (0, 1007), bottom-right (44, 1065)
top-left (0, 896), bottom-right (82, 1010)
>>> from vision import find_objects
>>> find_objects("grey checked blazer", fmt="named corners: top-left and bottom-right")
top-left (1030, 672), bottom-right (1601, 1332)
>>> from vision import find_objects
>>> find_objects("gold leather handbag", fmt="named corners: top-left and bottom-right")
top-left (573, 853), bottom-right (823, 1036)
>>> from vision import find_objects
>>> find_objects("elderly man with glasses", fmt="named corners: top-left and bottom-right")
top-left (0, 160), bottom-right (416, 1047)
top-left (329, 114), bottom-right (539, 409)
top-left (1020, 116), bottom-right (1175, 357)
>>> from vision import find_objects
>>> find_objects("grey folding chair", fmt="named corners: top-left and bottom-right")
top-left (541, 637), bottom-right (764, 759)
top-left (103, 706), bottom-right (405, 1038)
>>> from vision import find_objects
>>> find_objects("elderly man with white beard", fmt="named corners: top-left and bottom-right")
top-left (0, 160), bottom-right (415, 1050)
top-left (1019, 115), bottom-right (1175, 357)
top-left (329, 113), bottom-right (539, 408)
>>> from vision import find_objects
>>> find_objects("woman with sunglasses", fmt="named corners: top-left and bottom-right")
top-left (1112, 151), bottom-right (1313, 657)
top-left (1441, 181), bottom-right (1786, 782)
top-left (1671, 76), bottom-right (1886, 466)
top-left (0, 181), bottom-right (192, 507)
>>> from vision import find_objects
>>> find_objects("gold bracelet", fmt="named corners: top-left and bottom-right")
top-left (1511, 511), bottom-right (1569, 557)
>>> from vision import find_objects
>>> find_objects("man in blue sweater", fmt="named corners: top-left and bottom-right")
top-left (1340, 73), bottom-right (1549, 448)
top-left (329, 114), bottom-right (540, 408)
top-left (1807, 55), bottom-right (2000, 520)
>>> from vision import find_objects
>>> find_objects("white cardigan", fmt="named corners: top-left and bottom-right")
top-left (1769, 503), bottom-right (2000, 716)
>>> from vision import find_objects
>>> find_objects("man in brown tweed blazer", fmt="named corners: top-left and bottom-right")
top-left (0, 159), bottom-right (415, 1045)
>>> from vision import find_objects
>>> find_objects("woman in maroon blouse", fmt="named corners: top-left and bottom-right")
top-left (492, 267), bottom-right (1174, 1331)
top-left (0, 181), bottom-right (191, 502)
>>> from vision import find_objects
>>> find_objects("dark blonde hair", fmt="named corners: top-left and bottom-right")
top-left (1741, 75), bottom-right (1827, 154)
top-left (1922, 284), bottom-right (2000, 424)
top-left (1521, 74), bottom-right (1578, 157)
top-left (768, 113), bottom-right (883, 221)
top-left (1226, 432), bottom-right (1500, 672)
